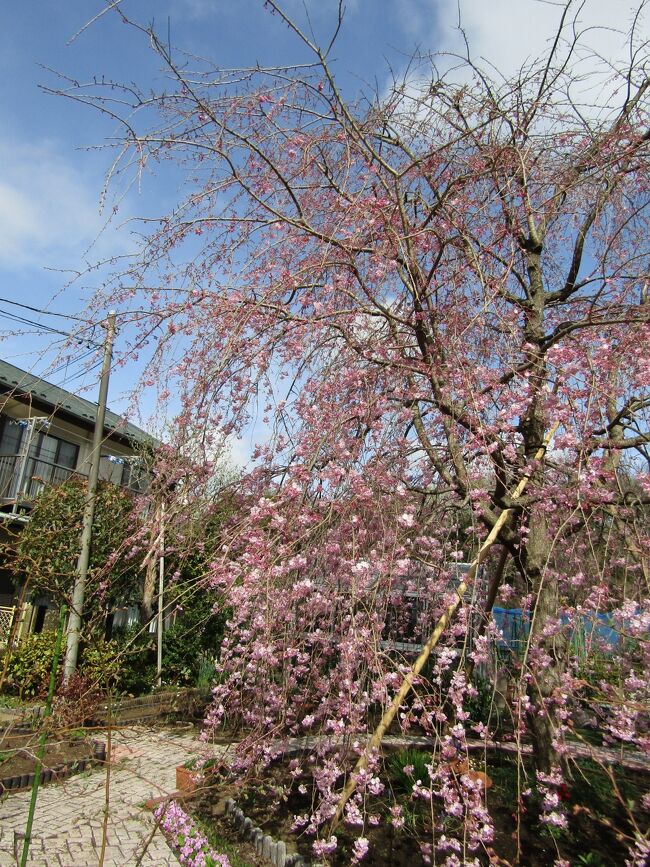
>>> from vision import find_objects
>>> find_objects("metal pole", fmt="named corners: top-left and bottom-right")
top-left (156, 501), bottom-right (165, 688)
top-left (11, 419), bottom-right (37, 510)
top-left (63, 312), bottom-right (117, 682)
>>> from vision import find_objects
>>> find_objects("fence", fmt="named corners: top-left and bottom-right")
top-left (0, 606), bottom-right (15, 647)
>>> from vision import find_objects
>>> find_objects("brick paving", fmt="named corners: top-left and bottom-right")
top-left (3, 724), bottom-right (647, 866)
top-left (0, 727), bottom-right (222, 867)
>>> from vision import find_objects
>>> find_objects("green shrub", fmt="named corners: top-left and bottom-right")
top-left (80, 639), bottom-right (123, 689)
top-left (196, 654), bottom-right (215, 689)
top-left (2, 632), bottom-right (153, 699)
top-left (3, 631), bottom-right (58, 698)
top-left (464, 672), bottom-right (505, 732)
top-left (160, 594), bottom-right (227, 686)
top-left (106, 626), bottom-right (157, 694)
top-left (10, 478), bottom-right (140, 622)
top-left (2, 591), bottom-right (227, 702)
top-left (386, 748), bottom-right (432, 794)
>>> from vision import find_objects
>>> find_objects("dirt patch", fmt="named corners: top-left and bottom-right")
top-left (193, 765), bottom-right (424, 866)
top-left (0, 727), bottom-right (101, 786)
top-left (189, 749), bottom-right (650, 867)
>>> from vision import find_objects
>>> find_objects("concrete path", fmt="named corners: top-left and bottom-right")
top-left (0, 727), bottom-right (222, 867)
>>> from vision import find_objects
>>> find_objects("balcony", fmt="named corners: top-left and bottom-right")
top-left (0, 453), bottom-right (147, 508)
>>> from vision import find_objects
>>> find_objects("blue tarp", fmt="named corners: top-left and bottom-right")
top-left (491, 608), bottom-right (621, 653)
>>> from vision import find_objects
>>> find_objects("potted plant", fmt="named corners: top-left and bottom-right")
top-left (175, 759), bottom-right (198, 794)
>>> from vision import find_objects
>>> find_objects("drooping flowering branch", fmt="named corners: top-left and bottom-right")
top-left (330, 421), bottom-right (560, 830)
top-left (155, 800), bottom-right (231, 867)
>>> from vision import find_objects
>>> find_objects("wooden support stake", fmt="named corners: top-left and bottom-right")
top-left (330, 423), bottom-right (559, 829)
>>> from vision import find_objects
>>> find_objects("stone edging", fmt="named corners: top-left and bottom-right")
top-left (0, 688), bottom-right (212, 732)
top-left (89, 687), bottom-right (211, 726)
top-left (224, 797), bottom-right (317, 867)
top-left (0, 739), bottom-right (106, 795)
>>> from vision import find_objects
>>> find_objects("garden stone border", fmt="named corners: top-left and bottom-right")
top-left (0, 738), bottom-right (106, 795)
top-left (88, 687), bottom-right (212, 727)
top-left (223, 797), bottom-right (324, 867)
top-left (0, 688), bottom-right (211, 733)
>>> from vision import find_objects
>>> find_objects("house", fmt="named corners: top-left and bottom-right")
top-left (0, 359), bottom-right (153, 641)
top-left (381, 563), bottom-right (480, 654)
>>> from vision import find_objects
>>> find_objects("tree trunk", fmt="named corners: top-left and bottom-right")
top-left (140, 555), bottom-right (156, 626)
top-left (522, 510), bottom-right (567, 774)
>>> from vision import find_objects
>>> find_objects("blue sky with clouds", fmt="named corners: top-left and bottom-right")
top-left (0, 0), bottom-right (640, 445)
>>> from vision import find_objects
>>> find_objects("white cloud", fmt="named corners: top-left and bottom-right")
top-left (427, 0), bottom-right (643, 78)
top-left (434, 0), bottom-right (633, 73)
top-left (226, 434), bottom-right (253, 470)
top-left (386, 0), bottom-right (646, 127)
top-left (0, 138), bottom-right (126, 272)
top-left (395, 0), bottom-right (437, 41)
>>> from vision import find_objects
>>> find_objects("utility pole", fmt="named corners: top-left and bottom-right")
top-left (63, 311), bottom-right (117, 682)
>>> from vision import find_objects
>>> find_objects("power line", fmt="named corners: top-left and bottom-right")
top-left (55, 358), bottom-right (104, 390)
top-left (0, 309), bottom-right (74, 339)
top-left (0, 308), bottom-right (101, 348)
top-left (0, 297), bottom-right (89, 322)
top-left (46, 348), bottom-right (101, 387)
top-left (0, 299), bottom-right (113, 391)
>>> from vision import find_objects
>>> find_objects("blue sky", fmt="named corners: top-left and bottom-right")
top-left (0, 0), bottom-right (640, 446)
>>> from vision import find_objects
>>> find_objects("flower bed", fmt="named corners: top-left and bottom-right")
top-left (0, 735), bottom-right (105, 794)
top-left (188, 747), bottom-right (650, 867)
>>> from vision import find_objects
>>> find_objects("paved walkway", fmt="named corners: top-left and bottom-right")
top-left (0, 727), bottom-right (222, 867)
top-left (3, 725), bottom-right (646, 867)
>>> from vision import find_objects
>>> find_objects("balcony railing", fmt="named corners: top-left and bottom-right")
top-left (0, 453), bottom-right (147, 505)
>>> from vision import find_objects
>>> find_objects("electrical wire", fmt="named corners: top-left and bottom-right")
top-left (0, 309), bottom-right (89, 342)
top-left (0, 297), bottom-right (90, 322)
top-left (55, 359), bottom-right (104, 390)
top-left (0, 299), bottom-right (109, 392)
top-left (0, 296), bottom-right (120, 390)
top-left (46, 347), bottom-right (100, 388)
top-left (0, 309), bottom-right (64, 333)
top-left (0, 308), bottom-right (102, 348)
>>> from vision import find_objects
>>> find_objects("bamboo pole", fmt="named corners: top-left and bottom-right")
top-left (330, 423), bottom-right (559, 829)
top-left (20, 605), bottom-right (67, 867)
top-left (156, 502), bottom-right (165, 688)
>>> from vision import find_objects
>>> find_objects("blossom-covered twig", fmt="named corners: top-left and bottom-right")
top-left (155, 800), bottom-right (231, 867)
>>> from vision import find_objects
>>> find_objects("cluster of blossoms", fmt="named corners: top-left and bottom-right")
top-left (535, 768), bottom-right (569, 831)
top-left (428, 761), bottom-right (494, 857)
top-left (155, 801), bottom-right (231, 867)
top-left (626, 835), bottom-right (650, 867)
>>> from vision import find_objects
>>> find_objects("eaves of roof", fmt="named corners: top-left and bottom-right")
top-left (0, 359), bottom-right (155, 448)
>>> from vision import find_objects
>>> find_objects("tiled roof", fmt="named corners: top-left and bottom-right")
top-left (0, 359), bottom-right (153, 446)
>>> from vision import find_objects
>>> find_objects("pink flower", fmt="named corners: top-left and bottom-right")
top-left (155, 802), bottom-right (231, 867)
top-left (352, 837), bottom-right (369, 862)
top-left (313, 836), bottom-right (338, 856)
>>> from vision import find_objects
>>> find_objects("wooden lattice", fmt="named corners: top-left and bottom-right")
top-left (0, 606), bottom-right (15, 646)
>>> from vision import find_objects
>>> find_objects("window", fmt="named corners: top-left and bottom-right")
top-left (30, 432), bottom-right (78, 470)
top-left (120, 457), bottom-right (148, 493)
top-left (0, 417), bottom-right (25, 454)
top-left (24, 431), bottom-right (80, 498)
top-left (0, 417), bottom-right (80, 500)
top-left (0, 418), bottom-right (78, 468)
